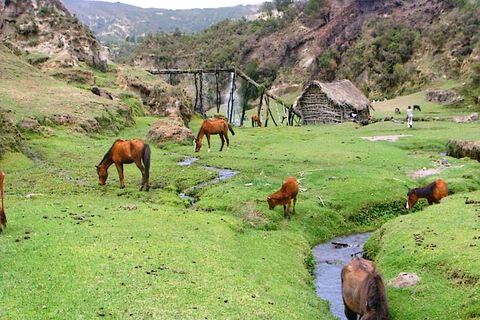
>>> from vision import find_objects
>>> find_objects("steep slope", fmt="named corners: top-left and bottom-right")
top-left (0, 44), bottom-right (133, 154)
top-left (0, 0), bottom-right (108, 71)
top-left (63, 0), bottom-right (259, 41)
top-left (129, 0), bottom-right (480, 101)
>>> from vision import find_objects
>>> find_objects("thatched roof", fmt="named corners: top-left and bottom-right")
top-left (295, 79), bottom-right (370, 111)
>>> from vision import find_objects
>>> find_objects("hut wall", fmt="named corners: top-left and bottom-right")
top-left (299, 86), bottom-right (342, 125)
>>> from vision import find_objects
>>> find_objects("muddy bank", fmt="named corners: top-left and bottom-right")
top-left (313, 233), bottom-right (372, 320)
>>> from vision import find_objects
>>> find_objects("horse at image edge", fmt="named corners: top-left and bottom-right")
top-left (194, 118), bottom-right (235, 152)
top-left (341, 257), bottom-right (389, 320)
top-left (96, 139), bottom-right (151, 190)
top-left (0, 168), bottom-right (6, 232)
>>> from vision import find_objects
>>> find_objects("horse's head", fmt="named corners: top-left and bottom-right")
top-left (194, 138), bottom-right (202, 152)
top-left (96, 165), bottom-right (108, 185)
top-left (267, 196), bottom-right (275, 210)
top-left (406, 189), bottom-right (418, 210)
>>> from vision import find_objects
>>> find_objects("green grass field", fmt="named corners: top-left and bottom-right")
top-left (1, 109), bottom-right (480, 318)
top-left (2, 44), bottom-right (480, 318)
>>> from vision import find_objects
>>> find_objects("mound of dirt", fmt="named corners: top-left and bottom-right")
top-left (146, 100), bottom-right (194, 145)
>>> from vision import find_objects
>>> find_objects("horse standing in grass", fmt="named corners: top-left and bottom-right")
top-left (96, 139), bottom-right (151, 190)
top-left (0, 168), bottom-right (6, 233)
top-left (251, 114), bottom-right (262, 127)
top-left (406, 179), bottom-right (448, 210)
top-left (267, 176), bottom-right (298, 219)
top-left (194, 118), bottom-right (235, 152)
top-left (341, 257), bottom-right (389, 320)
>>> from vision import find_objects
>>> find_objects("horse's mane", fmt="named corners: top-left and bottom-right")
top-left (98, 139), bottom-right (119, 166)
top-left (365, 271), bottom-right (389, 319)
top-left (411, 181), bottom-right (437, 197)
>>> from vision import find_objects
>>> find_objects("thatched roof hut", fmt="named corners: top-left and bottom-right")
top-left (293, 80), bottom-right (371, 125)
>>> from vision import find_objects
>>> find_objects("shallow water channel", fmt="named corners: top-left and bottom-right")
top-left (313, 232), bottom-right (372, 320)
top-left (178, 157), bottom-right (238, 205)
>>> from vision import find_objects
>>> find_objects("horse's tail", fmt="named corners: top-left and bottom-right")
top-left (228, 123), bottom-right (235, 136)
top-left (143, 143), bottom-right (151, 184)
top-left (366, 272), bottom-right (389, 318)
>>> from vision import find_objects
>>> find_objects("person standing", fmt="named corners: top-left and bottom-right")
top-left (406, 105), bottom-right (413, 128)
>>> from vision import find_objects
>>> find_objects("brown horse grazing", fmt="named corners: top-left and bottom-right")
top-left (96, 139), bottom-right (151, 190)
top-left (194, 118), bottom-right (235, 152)
top-left (0, 168), bottom-right (6, 233)
top-left (406, 179), bottom-right (448, 210)
top-left (341, 257), bottom-right (389, 320)
top-left (251, 114), bottom-right (262, 127)
top-left (267, 176), bottom-right (298, 219)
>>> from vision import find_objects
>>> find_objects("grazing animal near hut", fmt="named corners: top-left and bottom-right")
top-left (194, 118), bottom-right (235, 152)
top-left (341, 257), bottom-right (389, 320)
top-left (267, 176), bottom-right (298, 219)
top-left (413, 104), bottom-right (421, 111)
top-left (251, 114), bottom-right (262, 127)
top-left (394, 108), bottom-right (401, 114)
top-left (406, 179), bottom-right (448, 210)
top-left (0, 168), bottom-right (6, 233)
top-left (96, 139), bottom-right (151, 190)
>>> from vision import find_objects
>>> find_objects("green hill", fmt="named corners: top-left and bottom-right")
top-left (63, 0), bottom-right (259, 41)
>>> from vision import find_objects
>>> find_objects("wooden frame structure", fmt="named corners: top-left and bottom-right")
top-left (148, 68), bottom-right (301, 126)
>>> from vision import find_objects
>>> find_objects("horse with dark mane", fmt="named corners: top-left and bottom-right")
top-left (0, 168), bottom-right (6, 233)
top-left (251, 114), bottom-right (262, 127)
top-left (406, 179), bottom-right (447, 210)
top-left (341, 257), bottom-right (389, 320)
top-left (194, 118), bottom-right (235, 152)
top-left (96, 139), bottom-right (151, 190)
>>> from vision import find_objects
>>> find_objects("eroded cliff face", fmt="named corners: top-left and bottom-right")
top-left (0, 0), bottom-right (108, 71)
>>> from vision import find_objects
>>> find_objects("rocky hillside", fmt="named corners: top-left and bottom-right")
top-left (130, 0), bottom-right (480, 103)
top-left (0, 0), bottom-right (108, 71)
top-left (63, 0), bottom-right (259, 41)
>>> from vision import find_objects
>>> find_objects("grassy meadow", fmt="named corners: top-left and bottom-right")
top-left (1, 53), bottom-right (480, 318)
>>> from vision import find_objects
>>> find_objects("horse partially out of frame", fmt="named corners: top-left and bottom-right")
top-left (341, 257), bottom-right (389, 320)
top-left (0, 168), bottom-right (6, 233)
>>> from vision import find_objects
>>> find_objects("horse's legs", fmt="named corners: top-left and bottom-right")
top-left (284, 201), bottom-right (291, 219)
top-left (225, 133), bottom-right (230, 151)
top-left (115, 163), bottom-right (125, 188)
top-left (206, 134), bottom-right (211, 153)
top-left (292, 197), bottom-right (297, 214)
top-left (135, 160), bottom-right (146, 191)
top-left (219, 133), bottom-right (225, 151)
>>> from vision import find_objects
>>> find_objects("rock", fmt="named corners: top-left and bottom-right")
top-left (388, 272), bottom-right (421, 288)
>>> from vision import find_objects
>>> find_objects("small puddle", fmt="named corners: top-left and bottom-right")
top-left (178, 157), bottom-right (238, 205)
top-left (313, 233), bottom-right (372, 320)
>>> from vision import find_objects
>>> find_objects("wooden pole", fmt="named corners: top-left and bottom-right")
top-left (215, 71), bottom-right (220, 113)
top-left (194, 72), bottom-right (198, 112)
top-left (265, 96), bottom-right (270, 127)
top-left (199, 71), bottom-right (204, 117)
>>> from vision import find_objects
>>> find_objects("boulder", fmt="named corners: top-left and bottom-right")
top-left (388, 272), bottom-right (421, 288)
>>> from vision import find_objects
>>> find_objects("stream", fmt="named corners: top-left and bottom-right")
top-left (313, 232), bottom-right (372, 320)
top-left (178, 157), bottom-right (238, 205)
top-left (178, 155), bottom-right (370, 319)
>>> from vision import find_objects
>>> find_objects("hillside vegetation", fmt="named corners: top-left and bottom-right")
top-left (63, 0), bottom-right (259, 42)
top-left (127, 0), bottom-right (480, 105)
top-left (0, 45), bottom-right (133, 155)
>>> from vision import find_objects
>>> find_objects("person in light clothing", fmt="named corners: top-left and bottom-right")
top-left (406, 106), bottom-right (413, 128)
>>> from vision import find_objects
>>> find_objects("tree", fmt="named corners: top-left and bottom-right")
top-left (274, 0), bottom-right (292, 12)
